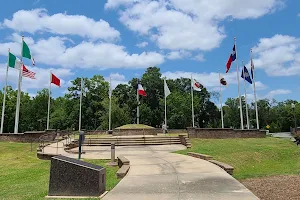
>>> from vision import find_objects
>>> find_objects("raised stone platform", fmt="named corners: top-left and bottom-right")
top-left (187, 128), bottom-right (266, 139)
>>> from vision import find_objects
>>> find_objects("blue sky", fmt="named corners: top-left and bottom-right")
top-left (0, 0), bottom-right (299, 103)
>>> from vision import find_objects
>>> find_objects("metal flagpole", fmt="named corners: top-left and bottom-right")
top-left (191, 75), bottom-right (195, 127)
top-left (164, 78), bottom-right (167, 129)
top-left (242, 61), bottom-right (250, 129)
top-left (14, 36), bottom-right (24, 134)
top-left (79, 78), bottom-right (83, 131)
top-left (47, 72), bottom-right (51, 130)
top-left (235, 37), bottom-right (244, 130)
top-left (1, 49), bottom-right (10, 134)
top-left (251, 49), bottom-right (259, 129)
top-left (109, 76), bottom-right (112, 130)
top-left (137, 79), bottom-right (139, 124)
top-left (219, 71), bottom-right (224, 128)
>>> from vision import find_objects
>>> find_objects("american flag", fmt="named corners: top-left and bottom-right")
top-left (22, 65), bottom-right (36, 79)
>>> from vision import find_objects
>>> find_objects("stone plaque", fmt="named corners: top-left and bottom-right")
top-left (48, 155), bottom-right (106, 197)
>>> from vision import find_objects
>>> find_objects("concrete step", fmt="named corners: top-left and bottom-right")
top-left (84, 141), bottom-right (182, 145)
top-left (83, 142), bottom-right (182, 146)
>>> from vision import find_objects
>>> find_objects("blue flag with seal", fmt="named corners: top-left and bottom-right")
top-left (241, 66), bottom-right (252, 84)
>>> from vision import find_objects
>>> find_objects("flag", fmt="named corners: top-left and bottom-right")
top-left (241, 66), bottom-right (253, 84)
top-left (137, 81), bottom-right (146, 96)
top-left (51, 73), bottom-right (60, 87)
top-left (22, 40), bottom-right (35, 66)
top-left (164, 79), bottom-right (171, 97)
top-left (220, 77), bottom-right (227, 86)
top-left (192, 79), bottom-right (203, 91)
top-left (22, 65), bottom-right (36, 79)
top-left (109, 78), bottom-right (112, 99)
top-left (8, 52), bottom-right (21, 68)
top-left (226, 45), bottom-right (236, 73)
top-left (250, 58), bottom-right (254, 79)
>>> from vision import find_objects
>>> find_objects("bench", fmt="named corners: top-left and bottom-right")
top-left (117, 156), bottom-right (130, 179)
top-left (187, 152), bottom-right (213, 160)
top-left (209, 160), bottom-right (234, 175)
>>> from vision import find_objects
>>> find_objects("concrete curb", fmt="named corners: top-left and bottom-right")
top-left (116, 156), bottom-right (130, 179)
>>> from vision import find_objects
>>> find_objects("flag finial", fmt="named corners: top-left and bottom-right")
top-left (22, 35), bottom-right (24, 40)
top-left (250, 48), bottom-right (253, 53)
top-left (234, 37), bottom-right (236, 41)
top-left (8, 48), bottom-right (10, 52)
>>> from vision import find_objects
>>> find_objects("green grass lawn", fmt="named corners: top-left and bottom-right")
top-left (0, 142), bottom-right (120, 200)
top-left (116, 124), bottom-right (154, 129)
top-left (177, 137), bottom-right (300, 179)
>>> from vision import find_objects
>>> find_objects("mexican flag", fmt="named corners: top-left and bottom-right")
top-left (8, 52), bottom-right (22, 69)
top-left (22, 40), bottom-right (35, 66)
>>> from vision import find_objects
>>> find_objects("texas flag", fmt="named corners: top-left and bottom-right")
top-left (226, 45), bottom-right (236, 73)
top-left (192, 79), bottom-right (203, 91)
top-left (138, 81), bottom-right (146, 96)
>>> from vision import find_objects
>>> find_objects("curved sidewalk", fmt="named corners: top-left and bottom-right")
top-left (103, 152), bottom-right (258, 200)
top-left (42, 141), bottom-right (258, 199)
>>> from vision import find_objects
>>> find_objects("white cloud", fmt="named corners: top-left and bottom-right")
top-left (136, 41), bottom-right (148, 48)
top-left (166, 50), bottom-right (191, 60)
top-left (162, 71), bottom-right (236, 88)
top-left (193, 54), bottom-right (205, 62)
top-left (0, 64), bottom-right (73, 91)
top-left (109, 0), bottom-right (284, 51)
top-left (252, 34), bottom-right (300, 76)
top-left (298, 13), bottom-right (300, 17)
top-left (248, 81), bottom-right (268, 91)
top-left (265, 89), bottom-right (291, 98)
top-left (106, 73), bottom-right (128, 89)
top-left (2, 9), bottom-right (120, 41)
top-left (0, 35), bottom-right (165, 69)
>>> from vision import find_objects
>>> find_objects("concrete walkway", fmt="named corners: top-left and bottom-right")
top-left (103, 151), bottom-right (258, 199)
top-left (42, 141), bottom-right (258, 199)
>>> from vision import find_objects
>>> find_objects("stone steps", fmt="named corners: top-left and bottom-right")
top-left (82, 136), bottom-right (183, 146)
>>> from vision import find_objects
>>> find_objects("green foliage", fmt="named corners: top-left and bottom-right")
top-left (177, 138), bottom-right (300, 179)
top-left (0, 67), bottom-right (298, 132)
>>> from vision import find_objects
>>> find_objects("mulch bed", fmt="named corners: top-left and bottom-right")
top-left (241, 175), bottom-right (300, 200)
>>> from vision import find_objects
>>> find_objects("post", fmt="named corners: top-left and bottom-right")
top-left (47, 72), bottom-right (51, 130)
top-left (251, 49), bottom-right (260, 129)
top-left (292, 104), bottom-right (296, 133)
top-left (242, 61), bottom-right (250, 129)
top-left (219, 72), bottom-right (224, 128)
top-left (111, 142), bottom-right (115, 163)
top-left (137, 79), bottom-right (139, 124)
top-left (1, 49), bottom-right (10, 134)
top-left (191, 75), bottom-right (195, 127)
top-left (14, 36), bottom-right (24, 134)
top-left (109, 76), bottom-right (112, 131)
top-left (235, 37), bottom-right (244, 130)
top-left (79, 78), bottom-right (83, 131)
top-left (78, 131), bottom-right (84, 160)
top-left (164, 78), bottom-right (167, 130)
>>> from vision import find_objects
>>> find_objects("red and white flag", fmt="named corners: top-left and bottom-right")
top-left (192, 79), bottom-right (203, 91)
top-left (138, 81), bottom-right (146, 96)
top-left (51, 73), bottom-right (61, 87)
top-left (22, 65), bottom-right (36, 79)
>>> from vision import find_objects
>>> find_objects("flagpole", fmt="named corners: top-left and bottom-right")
top-left (109, 76), bottom-right (112, 130)
top-left (1, 49), bottom-right (10, 134)
top-left (242, 61), bottom-right (250, 129)
top-left (164, 78), bottom-right (167, 130)
top-left (251, 49), bottom-right (259, 129)
top-left (219, 71), bottom-right (224, 128)
top-left (191, 75), bottom-right (195, 127)
top-left (235, 37), bottom-right (244, 130)
top-left (47, 72), bottom-right (51, 130)
top-left (0, 48), bottom-right (10, 134)
top-left (79, 78), bottom-right (83, 131)
top-left (136, 79), bottom-right (139, 125)
top-left (14, 36), bottom-right (24, 134)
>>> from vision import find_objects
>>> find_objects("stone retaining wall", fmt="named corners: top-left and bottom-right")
top-left (112, 128), bottom-right (160, 136)
top-left (187, 128), bottom-right (266, 139)
top-left (0, 130), bottom-right (58, 142)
